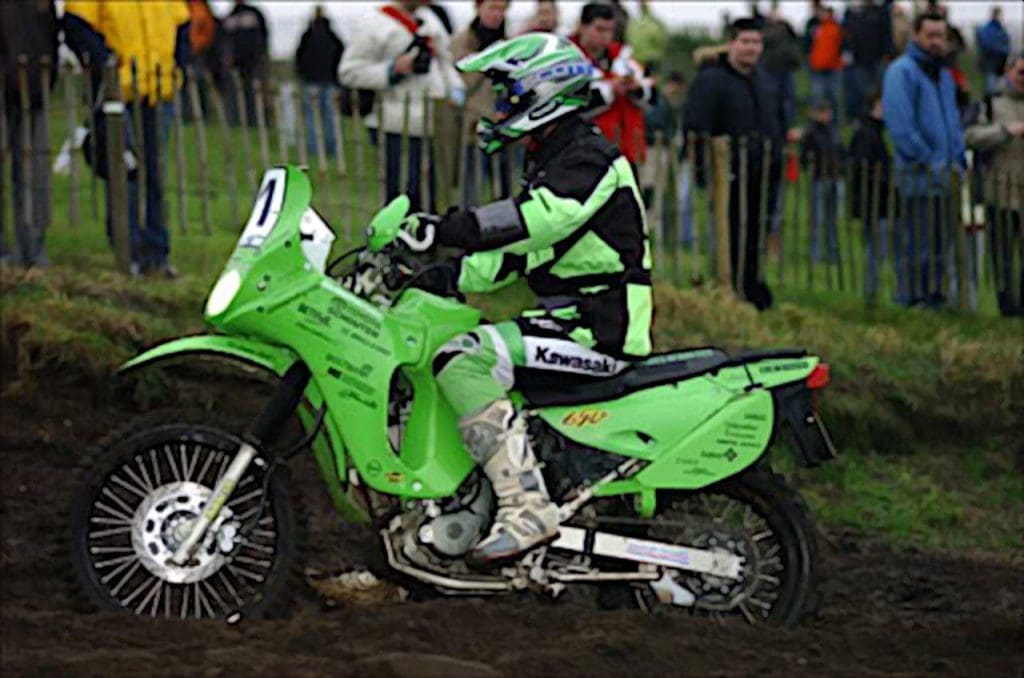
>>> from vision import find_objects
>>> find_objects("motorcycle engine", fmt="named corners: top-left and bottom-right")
top-left (530, 418), bottom-right (623, 501)
top-left (416, 472), bottom-right (494, 557)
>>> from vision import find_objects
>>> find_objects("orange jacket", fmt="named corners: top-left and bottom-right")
top-left (809, 19), bottom-right (843, 72)
top-left (189, 0), bottom-right (217, 56)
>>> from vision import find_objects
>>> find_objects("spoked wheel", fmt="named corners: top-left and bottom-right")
top-left (630, 470), bottom-right (819, 628)
top-left (71, 419), bottom-right (297, 619)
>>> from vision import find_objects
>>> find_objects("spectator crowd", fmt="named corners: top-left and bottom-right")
top-left (0, 0), bottom-right (1020, 316)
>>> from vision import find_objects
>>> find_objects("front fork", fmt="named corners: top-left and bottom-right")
top-left (170, 362), bottom-right (311, 566)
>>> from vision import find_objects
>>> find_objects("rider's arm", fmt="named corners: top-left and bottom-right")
top-left (435, 157), bottom-right (624, 256)
top-left (455, 250), bottom-right (523, 293)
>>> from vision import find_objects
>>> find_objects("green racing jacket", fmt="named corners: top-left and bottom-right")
top-left (435, 117), bottom-right (653, 358)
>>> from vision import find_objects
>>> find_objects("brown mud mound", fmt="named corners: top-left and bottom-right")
top-left (1, 379), bottom-right (1021, 676)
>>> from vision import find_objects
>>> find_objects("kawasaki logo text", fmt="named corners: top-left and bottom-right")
top-left (534, 347), bottom-right (616, 374)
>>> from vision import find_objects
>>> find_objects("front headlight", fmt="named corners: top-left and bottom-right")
top-left (205, 270), bottom-right (242, 317)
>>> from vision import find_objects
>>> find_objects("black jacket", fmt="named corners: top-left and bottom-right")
top-left (222, 4), bottom-right (268, 74)
top-left (0, 0), bottom-right (58, 111)
top-left (761, 19), bottom-right (802, 74)
top-left (800, 120), bottom-right (843, 180)
top-left (295, 17), bottom-right (344, 86)
top-left (848, 116), bottom-right (891, 219)
top-left (844, 4), bottom-right (892, 68)
top-left (684, 55), bottom-right (784, 182)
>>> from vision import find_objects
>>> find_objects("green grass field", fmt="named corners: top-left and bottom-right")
top-left (3, 70), bottom-right (1022, 558)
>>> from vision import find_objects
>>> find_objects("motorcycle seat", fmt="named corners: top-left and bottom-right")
top-left (518, 347), bottom-right (726, 407)
top-left (518, 347), bottom-right (807, 407)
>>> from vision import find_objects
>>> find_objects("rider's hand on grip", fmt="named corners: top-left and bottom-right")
top-left (396, 213), bottom-right (439, 253)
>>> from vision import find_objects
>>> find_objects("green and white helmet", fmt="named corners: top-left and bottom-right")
top-left (456, 33), bottom-right (593, 155)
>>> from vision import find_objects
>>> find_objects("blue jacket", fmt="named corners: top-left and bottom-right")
top-left (882, 42), bottom-right (965, 195)
top-left (975, 19), bottom-right (1011, 74)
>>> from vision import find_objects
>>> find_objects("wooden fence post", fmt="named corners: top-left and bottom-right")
top-left (204, 70), bottom-right (237, 226)
top-left (187, 66), bottom-right (211, 235)
top-left (103, 61), bottom-right (132, 274)
top-left (129, 59), bottom-right (147, 237)
top-left (17, 57), bottom-right (33, 236)
top-left (63, 62), bottom-right (81, 229)
top-left (710, 135), bottom-right (732, 290)
top-left (171, 69), bottom-right (188, 235)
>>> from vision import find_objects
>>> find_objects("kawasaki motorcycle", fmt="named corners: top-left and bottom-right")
top-left (71, 167), bottom-right (837, 627)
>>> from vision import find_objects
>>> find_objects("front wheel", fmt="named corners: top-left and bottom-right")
top-left (629, 469), bottom-right (820, 628)
top-left (70, 416), bottom-right (298, 619)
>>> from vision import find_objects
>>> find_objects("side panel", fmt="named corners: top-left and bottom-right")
top-left (634, 389), bottom-right (774, 489)
top-left (536, 378), bottom-right (735, 459)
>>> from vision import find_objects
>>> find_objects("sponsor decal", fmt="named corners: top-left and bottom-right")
top-left (701, 448), bottom-right (738, 462)
top-left (758, 361), bottom-right (809, 374)
top-left (561, 409), bottom-right (609, 427)
top-left (624, 540), bottom-right (690, 566)
top-left (297, 302), bottom-right (332, 328)
top-left (533, 346), bottom-right (618, 374)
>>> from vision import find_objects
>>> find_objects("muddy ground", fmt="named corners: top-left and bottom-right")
top-left (1, 376), bottom-right (1021, 677)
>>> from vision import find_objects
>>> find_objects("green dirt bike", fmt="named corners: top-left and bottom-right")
top-left (71, 166), bottom-right (837, 627)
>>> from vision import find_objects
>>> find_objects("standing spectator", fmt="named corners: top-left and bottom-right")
top-left (843, 0), bottom-right (893, 122)
top-left (423, 1), bottom-right (454, 37)
top-left (626, 0), bottom-right (668, 67)
top-left (801, 99), bottom-right (842, 263)
top-left (965, 52), bottom-right (1024, 316)
top-left (339, 0), bottom-right (461, 211)
top-left (0, 0), bottom-right (57, 269)
top-left (520, 0), bottom-right (559, 34)
top-left (572, 2), bottom-right (656, 167)
top-left (807, 5), bottom-right (844, 125)
top-left (452, 0), bottom-right (511, 206)
top-left (882, 11), bottom-right (965, 307)
top-left (184, 0), bottom-right (219, 119)
top-left (221, 0), bottom-right (268, 127)
top-left (63, 0), bottom-right (190, 278)
top-left (295, 5), bottom-right (344, 157)
top-left (976, 7), bottom-right (1012, 96)
top-left (890, 2), bottom-right (911, 55)
top-left (803, 0), bottom-right (821, 54)
top-left (760, 2), bottom-right (800, 245)
top-left (685, 18), bottom-right (781, 310)
top-left (645, 72), bottom-right (693, 246)
top-left (605, 0), bottom-right (630, 44)
top-left (848, 91), bottom-right (892, 301)
top-left (761, 1), bottom-right (801, 133)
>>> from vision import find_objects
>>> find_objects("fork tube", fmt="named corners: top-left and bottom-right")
top-left (170, 362), bottom-right (311, 565)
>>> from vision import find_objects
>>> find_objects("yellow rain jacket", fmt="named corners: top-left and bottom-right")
top-left (64, 0), bottom-right (190, 103)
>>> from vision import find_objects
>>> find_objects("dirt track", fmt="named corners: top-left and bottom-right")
top-left (1, 377), bottom-right (1021, 676)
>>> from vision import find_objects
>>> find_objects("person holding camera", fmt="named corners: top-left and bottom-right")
top-left (570, 2), bottom-right (656, 168)
top-left (339, 0), bottom-right (461, 212)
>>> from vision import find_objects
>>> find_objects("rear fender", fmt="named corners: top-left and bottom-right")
top-left (633, 389), bottom-right (774, 490)
top-left (118, 335), bottom-right (367, 522)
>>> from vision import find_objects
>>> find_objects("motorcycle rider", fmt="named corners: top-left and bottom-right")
top-left (402, 34), bottom-right (653, 567)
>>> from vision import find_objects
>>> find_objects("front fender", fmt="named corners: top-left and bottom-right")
top-left (119, 334), bottom-right (298, 379)
top-left (118, 334), bottom-right (368, 523)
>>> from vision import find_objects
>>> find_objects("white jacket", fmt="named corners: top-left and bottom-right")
top-left (338, 5), bottom-right (461, 136)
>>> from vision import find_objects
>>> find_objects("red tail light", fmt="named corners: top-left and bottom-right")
top-left (807, 363), bottom-right (830, 390)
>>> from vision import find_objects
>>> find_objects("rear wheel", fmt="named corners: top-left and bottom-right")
top-left (70, 416), bottom-right (298, 619)
top-left (620, 469), bottom-right (819, 627)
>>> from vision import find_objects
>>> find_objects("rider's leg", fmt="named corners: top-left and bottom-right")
top-left (433, 323), bottom-right (559, 567)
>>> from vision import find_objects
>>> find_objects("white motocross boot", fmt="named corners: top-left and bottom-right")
top-left (459, 400), bottom-right (560, 569)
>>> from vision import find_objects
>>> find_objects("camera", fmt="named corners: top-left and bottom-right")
top-left (408, 33), bottom-right (433, 75)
